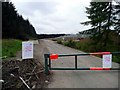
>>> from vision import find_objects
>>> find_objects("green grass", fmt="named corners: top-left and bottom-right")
top-left (2, 39), bottom-right (22, 59)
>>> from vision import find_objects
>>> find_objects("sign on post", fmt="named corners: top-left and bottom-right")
top-left (22, 41), bottom-right (33, 59)
top-left (102, 54), bottom-right (112, 68)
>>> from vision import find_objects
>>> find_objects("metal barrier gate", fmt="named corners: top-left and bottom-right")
top-left (44, 52), bottom-right (120, 75)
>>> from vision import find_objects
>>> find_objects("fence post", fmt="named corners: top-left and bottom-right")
top-left (44, 54), bottom-right (49, 75)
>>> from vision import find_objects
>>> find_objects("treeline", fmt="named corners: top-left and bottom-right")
top-left (38, 34), bottom-right (65, 39)
top-left (80, 2), bottom-right (120, 48)
top-left (2, 2), bottom-right (37, 40)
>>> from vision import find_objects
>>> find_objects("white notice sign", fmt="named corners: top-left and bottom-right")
top-left (22, 41), bottom-right (33, 59)
top-left (102, 54), bottom-right (112, 68)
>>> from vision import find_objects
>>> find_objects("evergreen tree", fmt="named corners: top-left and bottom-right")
top-left (81, 2), bottom-right (117, 48)
top-left (2, 2), bottom-right (37, 40)
top-left (113, 2), bottom-right (120, 35)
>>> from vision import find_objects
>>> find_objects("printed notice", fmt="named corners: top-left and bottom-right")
top-left (102, 54), bottom-right (112, 68)
top-left (22, 41), bottom-right (33, 59)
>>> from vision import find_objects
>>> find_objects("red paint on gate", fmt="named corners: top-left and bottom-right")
top-left (103, 68), bottom-right (111, 70)
top-left (90, 52), bottom-right (111, 55)
top-left (102, 52), bottom-right (111, 54)
top-left (90, 67), bottom-right (110, 70)
top-left (50, 54), bottom-right (58, 60)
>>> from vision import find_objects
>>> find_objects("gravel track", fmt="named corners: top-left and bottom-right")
top-left (40, 39), bottom-right (119, 88)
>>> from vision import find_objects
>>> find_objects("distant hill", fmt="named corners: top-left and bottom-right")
top-left (38, 34), bottom-right (66, 39)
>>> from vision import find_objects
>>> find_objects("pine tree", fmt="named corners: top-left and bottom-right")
top-left (113, 2), bottom-right (120, 35)
top-left (2, 1), bottom-right (37, 40)
top-left (81, 2), bottom-right (116, 48)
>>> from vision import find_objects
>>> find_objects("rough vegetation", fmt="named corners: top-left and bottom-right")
top-left (2, 59), bottom-right (50, 89)
top-left (56, 31), bottom-right (120, 63)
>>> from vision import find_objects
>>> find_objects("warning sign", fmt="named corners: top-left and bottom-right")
top-left (22, 41), bottom-right (33, 59)
top-left (102, 54), bottom-right (112, 68)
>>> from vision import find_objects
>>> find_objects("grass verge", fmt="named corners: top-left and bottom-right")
top-left (56, 39), bottom-right (120, 64)
top-left (2, 39), bottom-right (22, 59)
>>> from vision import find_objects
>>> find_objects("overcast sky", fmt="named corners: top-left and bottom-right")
top-left (12, 0), bottom-right (91, 34)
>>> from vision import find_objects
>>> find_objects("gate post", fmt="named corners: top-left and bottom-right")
top-left (75, 55), bottom-right (77, 69)
top-left (44, 54), bottom-right (49, 75)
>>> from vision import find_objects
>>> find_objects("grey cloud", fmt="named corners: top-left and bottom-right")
top-left (13, 0), bottom-right (91, 34)
top-left (14, 2), bottom-right (57, 16)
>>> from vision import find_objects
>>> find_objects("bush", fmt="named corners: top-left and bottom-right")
top-left (57, 39), bottom-right (63, 44)
top-left (66, 40), bottom-right (76, 48)
top-left (56, 37), bottom-right (120, 63)
top-left (112, 56), bottom-right (120, 64)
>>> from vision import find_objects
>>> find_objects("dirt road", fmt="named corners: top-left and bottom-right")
top-left (38, 39), bottom-right (119, 88)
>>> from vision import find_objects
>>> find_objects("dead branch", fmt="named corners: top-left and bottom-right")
top-left (26, 70), bottom-right (44, 76)
top-left (19, 76), bottom-right (31, 90)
